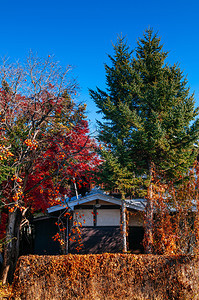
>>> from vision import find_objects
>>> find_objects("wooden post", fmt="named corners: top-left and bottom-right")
top-left (121, 195), bottom-right (127, 253)
top-left (145, 161), bottom-right (153, 254)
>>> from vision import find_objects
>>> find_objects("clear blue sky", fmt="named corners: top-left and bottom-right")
top-left (1, 0), bottom-right (199, 132)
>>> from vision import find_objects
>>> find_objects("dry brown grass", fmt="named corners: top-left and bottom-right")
top-left (11, 254), bottom-right (199, 300)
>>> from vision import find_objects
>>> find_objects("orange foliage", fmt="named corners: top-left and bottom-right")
top-left (147, 161), bottom-right (199, 255)
top-left (11, 254), bottom-right (199, 300)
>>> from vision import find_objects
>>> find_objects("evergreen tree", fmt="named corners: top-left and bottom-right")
top-left (90, 29), bottom-right (199, 253)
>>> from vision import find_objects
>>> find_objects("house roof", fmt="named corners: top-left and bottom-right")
top-left (47, 187), bottom-right (147, 214)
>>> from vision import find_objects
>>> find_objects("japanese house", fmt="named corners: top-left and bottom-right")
top-left (32, 187), bottom-right (146, 255)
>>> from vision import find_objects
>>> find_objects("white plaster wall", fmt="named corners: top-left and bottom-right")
top-left (73, 209), bottom-right (93, 226)
top-left (97, 209), bottom-right (120, 226)
top-left (73, 208), bottom-right (143, 227)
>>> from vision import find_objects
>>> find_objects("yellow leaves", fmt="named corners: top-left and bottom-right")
top-left (0, 281), bottom-right (12, 298)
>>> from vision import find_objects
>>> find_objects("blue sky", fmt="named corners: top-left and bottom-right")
top-left (0, 0), bottom-right (199, 132)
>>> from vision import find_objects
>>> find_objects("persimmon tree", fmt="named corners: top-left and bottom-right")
top-left (0, 54), bottom-right (100, 283)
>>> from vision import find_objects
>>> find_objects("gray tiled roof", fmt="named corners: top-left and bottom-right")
top-left (48, 187), bottom-right (146, 213)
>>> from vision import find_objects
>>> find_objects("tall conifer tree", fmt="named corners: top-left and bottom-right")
top-left (90, 29), bottom-right (199, 253)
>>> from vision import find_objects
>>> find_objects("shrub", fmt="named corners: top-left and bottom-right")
top-left (11, 254), bottom-right (199, 300)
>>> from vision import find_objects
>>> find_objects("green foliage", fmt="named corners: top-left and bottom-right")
top-left (90, 29), bottom-right (199, 195)
top-left (97, 149), bottom-right (147, 197)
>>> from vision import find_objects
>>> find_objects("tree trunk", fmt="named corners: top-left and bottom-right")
top-left (121, 196), bottom-right (127, 252)
top-left (1, 208), bottom-right (22, 284)
top-left (145, 162), bottom-right (154, 254)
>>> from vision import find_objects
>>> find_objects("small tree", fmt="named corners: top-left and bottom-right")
top-left (90, 29), bottom-right (199, 253)
top-left (151, 161), bottom-right (199, 255)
